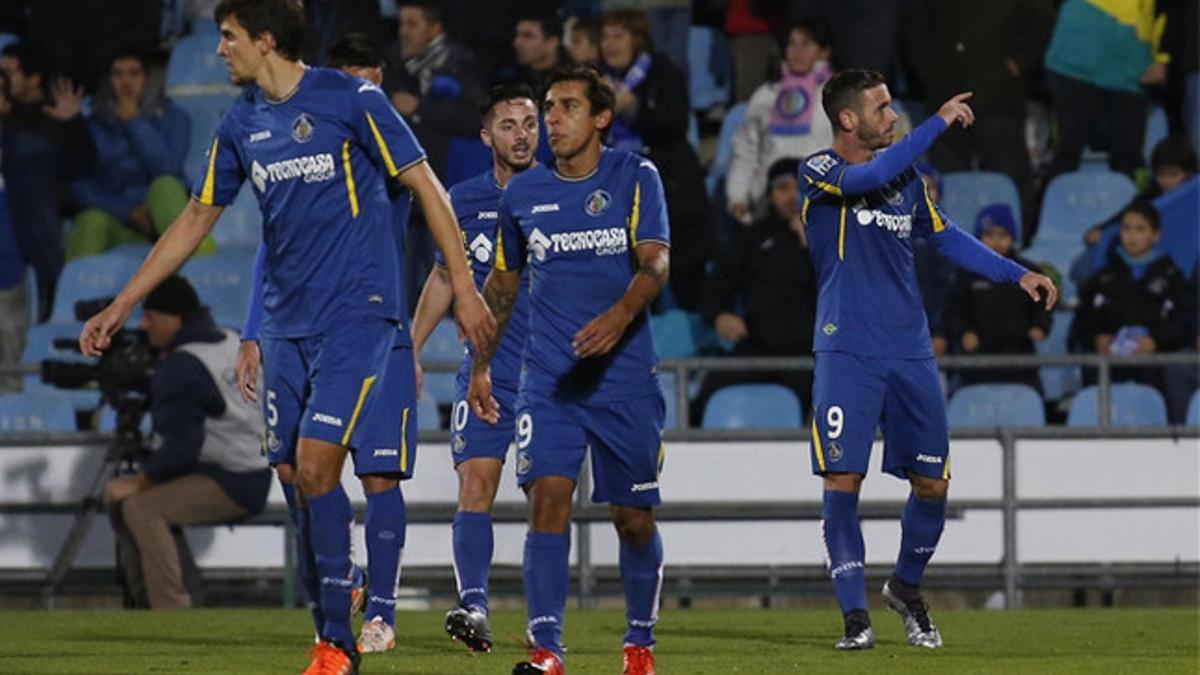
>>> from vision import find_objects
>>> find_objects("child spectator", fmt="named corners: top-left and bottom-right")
top-left (565, 17), bottom-right (601, 67)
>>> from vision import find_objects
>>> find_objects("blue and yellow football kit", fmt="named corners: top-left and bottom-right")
top-left (494, 149), bottom-right (669, 506)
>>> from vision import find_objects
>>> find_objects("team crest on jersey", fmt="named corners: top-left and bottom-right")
top-left (291, 112), bottom-right (315, 143)
top-left (822, 322), bottom-right (837, 336)
top-left (452, 433), bottom-right (467, 454)
top-left (516, 451), bottom-right (533, 475)
top-left (266, 430), bottom-right (280, 452)
top-left (827, 442), bottom-right (843, 462)
top-left (774, 86), bottom-right (811, 119)
top-left (584, 189), bottom-right (612, 217)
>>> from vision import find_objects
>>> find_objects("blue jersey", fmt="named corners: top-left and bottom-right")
top-left (800, 140), bottom-right (1026, 359)
top-left (194, 67), bottom-right (425, 338)
top-left (495, 149), bottom-right (669, 403)
top-left (437, 169), bottom-right (530, 393)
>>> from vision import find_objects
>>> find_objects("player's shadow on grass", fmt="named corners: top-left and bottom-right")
top-left (670, 626), bottom-right (858, 648)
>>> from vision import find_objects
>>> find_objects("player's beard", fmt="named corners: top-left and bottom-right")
top-left (499, 146), bottom-right (535, 174)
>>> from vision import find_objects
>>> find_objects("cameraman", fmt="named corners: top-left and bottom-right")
top-left (104, 275), bottom-right (269, 609)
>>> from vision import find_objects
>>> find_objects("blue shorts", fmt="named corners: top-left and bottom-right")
top-left (514, 389), bottom-right (666, 507)
top-left (449, 383), bottom-right (518, 465)
top-left (352, 336), bottom-right (418, 478)
top-left (260, 317), bottom-right (395, 471)
top-left (809, 352), bottom-right (950, 481)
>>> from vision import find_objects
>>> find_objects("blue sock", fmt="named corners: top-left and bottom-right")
top-left (452, 511), bottom-right (494, 614)
top-left (620, 530), bottom-right (663, 647)
top-left (822, 490), bottom-right (868, 615)
top-left (307, 485), bottom-right (355, 649)
top-left (281, 481), bottom-right (324, 633)
top-left (523, 531), bottom-right (570, 657)
top-left (895, 493), bottom-right (947, 586)
top-left (364, 487), bottom-right (406, 626)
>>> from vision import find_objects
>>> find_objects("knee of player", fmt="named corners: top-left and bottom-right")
top-left (274, 463), bottom-right (297, 485)
top-left (359, 474), bottom-right (399, 495)
top-left (296, 465), bottom-right (338, 496)
top-left (458, 480), bottom-right (498, 512)
top-left (911, 477), bottom-right (949, 501)
top-left (611, 507), bottom-right (656, 544)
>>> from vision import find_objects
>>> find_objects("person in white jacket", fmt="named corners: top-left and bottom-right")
top-left (727, 19), bottom-right (833, 224)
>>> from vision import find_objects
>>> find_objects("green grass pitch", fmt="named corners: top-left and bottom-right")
top-left (0, 607), bottom-right (1195, 673)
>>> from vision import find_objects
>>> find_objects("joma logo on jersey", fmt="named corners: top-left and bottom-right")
top-left (250, 153), bottom-right (336, 192)
top-left (852, 201), bottom-right (912, 238)
top-left (528, 226), bottom-right (628, 261)
top-left (311, 412), bottom-right (343, 427)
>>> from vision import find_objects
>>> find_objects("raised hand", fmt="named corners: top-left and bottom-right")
top-left (936, 92), bottom-right (975, 129)
top-left (43, 78), bottom-right (83, 121)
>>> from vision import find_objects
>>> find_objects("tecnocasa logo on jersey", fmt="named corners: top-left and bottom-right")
top-left (528, 226), bottom-right (628, 261)
top-left (250, 153), bottom-right (336, 192)
top-left (850, 196), bottom-right (913, 239)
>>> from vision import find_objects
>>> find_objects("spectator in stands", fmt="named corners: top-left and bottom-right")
top-left (944, 204), bottom-right (1051, 390)
top-left (1070, 136), bottom-right (1198, 287)
top-left (0, 70), bottom-right (26, 394)
top-left (66, 49), bottom-right (207, 260)
top-left (602, 0), bottom-right (691, 72)
top-left (385, 0), bottom-right (484, 178)
top-left (1163, 265), bottom-right (1197, 424)
top-left (104, 275), bottom-right (269, 610)
top-left (1043, 0), bottom-right (1168, 177)
top-left (1071, 200), bottom-right (1192, 392)
top-left (791, 0), bottom-right (903, 75)
top-left (693, 158), bottom-right (817, 423)
top-left (724, 0), bottom-right (786, 103)
top-left (565, 17), bottom-right (602, 67)
top-left (1159, 0), bottom-right (1197, 155)
top-left (0, 42), bottom-right (95, 323)
top-left (726, 19), bottom-right (832, 224)
top-left (913, 165), bottom-right (955, 356)
top-left (601, 8), bottom-right (714, 310)
top-left (510, 11), bottom-right (567, 91)
top-left (302, 0), bottom-right (386, 67)
top-left (441, 0), bottom-right (521, 82)
top-left (904, 0), bottom-right (1054, 233)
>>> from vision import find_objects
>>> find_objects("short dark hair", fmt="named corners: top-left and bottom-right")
top-left (108, 48), bottom-right (149, 71)
top-left (402, 0), bottom-right (442, 25)
top-left (570, 17), bottom-right (601, 45)
top-left (144, 275), bottom-right (201, 317)
top-left (214, 0), bottom-right (305, 61)
top-left (602, 9), bottom-right (653, 53)
top-left (545, 66), bottom-right (615, 137)
top-left (778, 18), bottom-right (833, 53)
top-left (1120, 198), bottom-right (1162, 231)
top-left (328, 32), bottom-right (385, 70)
top-left (822, 69), bottom-right (887, 130)
top-left (479, 81), bottom-right (537, 125)
top-left (1, 42), bottom-right (48, 79)
top-left (517, 11), bottom-right (563, 40)
top-left (1150, 136), bottom-right (1198, 174)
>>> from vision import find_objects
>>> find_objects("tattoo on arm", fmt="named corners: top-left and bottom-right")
top-left (472, 271), bottom-right (517, 371)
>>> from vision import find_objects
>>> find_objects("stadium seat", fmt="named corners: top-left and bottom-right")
top-left (1066, 383), bottom-right (1169, 427)
top-left (702, 384), bottom-right (801, 429)
top-left (166, 19), bottom-right (241, 95)
top-left (658, 369), bottom-right (679, 430)
top-left (417, 392), bottom-right (442, 431)
top-left (421, 319), bottom-right (464, 362)
top-left (1187, 391), bottom-right (1200, 426)
top-left (687, 26), bottom-right (732, 112)
top-left (705, 102), bottom-right (748, 198)
top-left (1036, 171), bottom-right (1137, 245)
top-left (180, 248), bottom-right (258, 330)
top-left (211, 185), bottom-right (262, 249)
top-left (53, 254), bottom-right (139, 323)
top-left (651, 310), bottom-right (697, 359)
top-left (947, 384), bottom-right (1045, 427)
top-left (445, 136), bottom-right (493, 188)
top-left (0, 391), bottom-right (78, 432)
top-left (1035, 311), bottom-right (1081, 402)
top-left (940, 172), bottom-right (1023, 246)
top-left (177, 94), bottom-right (240, 186)
top-left (1144, 106), bottom-right (1168, 166)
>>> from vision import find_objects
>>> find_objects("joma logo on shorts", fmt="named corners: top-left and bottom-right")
top-left (373, 448), bottom-right (398, 457)
top-left (915, 454), bottom-right (943, 464)
top-left (631, 481), bottom-right (659, 492)
top-left (312, 412), bottom-right (344, 427)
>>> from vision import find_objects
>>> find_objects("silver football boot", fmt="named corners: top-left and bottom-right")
top-left (882, 580), bottom-right (944, 648)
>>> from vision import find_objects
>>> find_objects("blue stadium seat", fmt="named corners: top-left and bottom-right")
top-left (687, 26), bottom-right (732, 111)
top-left (445, 136), bottom-right (493, 188)
top-left (1036, 171), bottom-right (1137, 245)
top-left (705, 102), bottom-right (748, 198)
top-left (177, 94), bottom-right (240, 186)
top-left (212, 185), bottom-right (263, 249)
top-left (1089, 176), bottom-right (1198, 281)
top-left (96, 405), bottom-right (154, 434)
top-left (1035, 311), bottom-right (1081, 401)
top-left (947, 384), bottom-right (1045, 427)
top-left (940, 172), bottom-right (1023, 246)
top-left (1067, 383), bottom-right (1169, 427)
top-left (0, 391), bottom-right (78, 432)
top-left (423, 372), bottom-right (459, 406)
top-left (651, 310), bottom-right (697, 359)
top-left (180, 247), bottom-right (258, 329)
top-left (658, 369), bottom-right (679, 430)
top-left (417, 392), bottom-right (442, 431)
top-left (702, 384), bottom-right (801, 429)
top-left (53, 254), bottom-right (139, 323)
top-left (421, 319), bottom-right (464, 362)
top-left (1187, 391), bottom-right (1200, 426)
top-left (1144, 105), bottom-right (1168, 166)
top-left (166, 19), bottom-right (242, 95)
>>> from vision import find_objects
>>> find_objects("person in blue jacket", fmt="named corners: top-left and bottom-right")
top-left (67, 49), bottom-right (213, 259)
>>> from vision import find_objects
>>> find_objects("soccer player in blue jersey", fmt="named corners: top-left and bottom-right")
top-left (233, 32), bottom-right (418, 655)
top-left (468, 67), bottom-right (669, 675)
top-left (409, 81), bottom-right (539, 654)
top-left (79, 2), bottom-right (494, 672)
top-left (799, 70), bottom-right (1057, 651)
